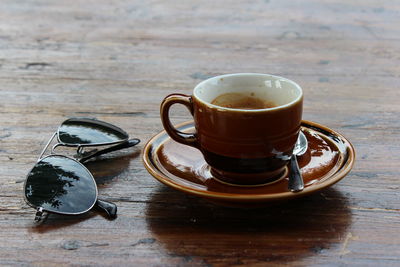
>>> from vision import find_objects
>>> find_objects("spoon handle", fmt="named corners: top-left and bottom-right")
top-left (288, 155), bottom-right (304, 192)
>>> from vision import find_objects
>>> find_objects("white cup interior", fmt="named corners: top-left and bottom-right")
top-left (193, 73), bottom-right (302, 110)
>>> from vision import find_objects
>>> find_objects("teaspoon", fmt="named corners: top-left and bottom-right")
top-left (288, 131), bottom-right (308, 192)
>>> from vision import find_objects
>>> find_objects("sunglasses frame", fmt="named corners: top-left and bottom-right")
top-left (24, 118), bottom-right (140, 222)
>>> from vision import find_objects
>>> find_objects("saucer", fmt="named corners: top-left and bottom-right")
top-left (142, 120), bottom-right (355, 207)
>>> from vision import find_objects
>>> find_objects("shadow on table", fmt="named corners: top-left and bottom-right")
top-left (27, 151), bottom-right (140, 232)
top-left (85, 150), bottom-right (141, 185)
top-left (146, 186), bottom-right (352, 265)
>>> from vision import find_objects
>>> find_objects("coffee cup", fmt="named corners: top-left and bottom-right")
top-left (160, 73), bottom-right (303, 185)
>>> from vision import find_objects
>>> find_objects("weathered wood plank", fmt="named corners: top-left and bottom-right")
top-left (0, 0), bottom-right (399, 266)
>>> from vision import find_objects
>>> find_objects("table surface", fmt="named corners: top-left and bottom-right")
top-left (1, 0), bottom-right (399, 266)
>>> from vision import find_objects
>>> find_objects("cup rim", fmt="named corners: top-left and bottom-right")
top-left (193, 73), bottom-right (303, 112)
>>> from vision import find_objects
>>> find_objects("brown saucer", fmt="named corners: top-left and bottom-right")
top-left (142, 120), bottom-right (355, 207)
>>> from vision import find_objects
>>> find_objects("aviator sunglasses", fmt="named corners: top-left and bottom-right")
top-left (23, 118), bottom-right (140, 222)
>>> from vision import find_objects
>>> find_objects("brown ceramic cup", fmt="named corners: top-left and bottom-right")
top-left (160, 73), bottom-right (303, 185)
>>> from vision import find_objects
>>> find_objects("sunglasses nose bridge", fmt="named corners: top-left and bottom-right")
top-left (51, 143), bottom-right (65, 154)
top-left (39, 133), bottom-right (88, 162)
top-left (38, 132), bottom-right (59, 161)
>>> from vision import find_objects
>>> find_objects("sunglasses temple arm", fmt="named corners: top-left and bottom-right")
top-left (34, 207), bottom-right (45, 222)
top-left (79, 138), bottom-right (140, 163)
top-left (96, 199), bottom-right (117, 219)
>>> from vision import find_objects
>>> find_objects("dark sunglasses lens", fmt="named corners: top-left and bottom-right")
top-left (25, 156), bottom-right (97, 214)
top-left (58, 118), bottom-right (129, 145)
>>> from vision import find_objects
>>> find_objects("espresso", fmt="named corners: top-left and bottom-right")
top-left (211, 93), bottom-right (276, 109)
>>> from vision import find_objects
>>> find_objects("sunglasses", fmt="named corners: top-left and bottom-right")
top-left (23, 118), bottom-right (140, 222)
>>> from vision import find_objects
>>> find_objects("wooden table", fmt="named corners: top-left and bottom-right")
top-left (1, 0), bottom-right (399, 266)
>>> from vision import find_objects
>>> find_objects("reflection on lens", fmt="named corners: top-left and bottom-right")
top-left (25, 155), bottom-right (97, 214)
top-left (58, 118), bottom-right (129, 145)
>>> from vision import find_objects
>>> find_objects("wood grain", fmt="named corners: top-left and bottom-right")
top-left (0, 0), bottom-right (399, 266)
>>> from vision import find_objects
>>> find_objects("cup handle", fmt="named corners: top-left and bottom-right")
top-left (160, 94), bottom-right (199, 148)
